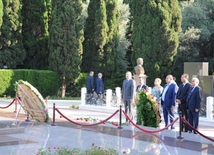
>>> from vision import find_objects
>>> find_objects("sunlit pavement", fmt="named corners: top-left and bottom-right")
top-left (0, 100), bottom-right (214, 155)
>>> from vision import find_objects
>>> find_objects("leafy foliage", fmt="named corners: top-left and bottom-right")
top-left (131, 0), bottom-right (182, 85)
top-left (0, 69), bottom-right (59, 97)
top-left (0, 0), bottom-right (26, 68)
top-left (21, 0), bottom-right (50, 69)
top-left (136, 90), bottom-right (159, 128)
top-left (0, 0), bottom-right (2, 27)
top-left (38, 146), bottom-right (120, 155)
top-left (48, 0), bottom-right (84, 97)
top-left (81, 0), bottom-right (119, 80)
top-left (173, 0), bottom-right (214, 79)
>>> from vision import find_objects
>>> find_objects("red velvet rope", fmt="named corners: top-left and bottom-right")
top-left (181, 117), bottom-right (214, 142)
top-left (0, 98), bottom-right (16, 109)
top-left (122, 110), bottom-right (178, 133)
top-left (55, 108), bottom-right (119, 127)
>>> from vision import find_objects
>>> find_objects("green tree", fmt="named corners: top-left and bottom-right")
top-left (131, 0), bottom-right (182, 85)
top-left (0, 0), bottom-right (25, 69)
top-left (21, 0), bottom-right (50, 69)
top-left (48, 0), bottom-right (84, 97)
top-left (81, 0), bottom-right (119, 82)
top-left (0, 0), bottom-right (3, 27)
top-left (173, 0), bottom-right (214, 78)
top-left (103, 0), bottom-right (119, 78)
top-left (81, 0), bottom-right (108, 73)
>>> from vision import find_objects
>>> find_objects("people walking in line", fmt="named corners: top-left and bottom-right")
top-left (96, 73), bottom-right (104, 94)
top-left (161, 75), bottom-right (178, 130)
top-left (121, 71), bottom-right (135, 122)
top-left (86, 71), bottom-right (94, 94)
top-left (186, 77), bottom-right (202, 134)
top-left (176, 74), bottom-right (191, 132)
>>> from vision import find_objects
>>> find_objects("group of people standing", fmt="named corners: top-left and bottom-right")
top-left (86, 70), bottom-right (202, 133)
top-left (121, 71), bottom-right (202, 134)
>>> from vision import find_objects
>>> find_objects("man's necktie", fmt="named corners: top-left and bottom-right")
top-left (186, 87), bottom-right (194, 103)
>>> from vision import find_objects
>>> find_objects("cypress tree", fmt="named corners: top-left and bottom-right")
top-left (0, 0), bottom-right (25, 69)
top-left (21, 0), bottom-right (50, 69)
top-left (81, 0), bottom-right (108, 73)
top-left (103, 0), bottom-right (119, 78)
top-left (48, 0), bottom-right (84, 97)
top-left (0, 0), bottom-right (2, 27)
top-left (131, 0), bottom-right (182, 85)
top-left (82, 0), bottom-right (119, 81)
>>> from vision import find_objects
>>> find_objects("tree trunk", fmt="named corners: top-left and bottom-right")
top-left (61, 77), bottom-right (66, 98)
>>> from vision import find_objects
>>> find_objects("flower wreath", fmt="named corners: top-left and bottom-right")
top-left (135, 90), bottom-right (160, 128)
top-left (15, 80), bottom-right (49, 122)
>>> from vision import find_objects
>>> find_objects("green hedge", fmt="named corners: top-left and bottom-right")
top-left (0, 69), bottom-right (59, 98)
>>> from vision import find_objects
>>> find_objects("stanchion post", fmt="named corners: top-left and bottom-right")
top-left (177, 111), bottom-right (183, 140)
top-left (14, 98), bottom-right (17, 113)
top-left (118, 105), bottom-right (123, 129)
top-left (51, 103), bottom-right (57, 126)
top-left (25, 112), bottom-right (30, 122)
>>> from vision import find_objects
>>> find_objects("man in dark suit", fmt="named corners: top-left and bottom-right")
top-left (86, 71), bottom-right (94, 94)
top-left (122, 71), bottom-right (135, 122)
top-left (161, 75), bottom-right (178, 130)
top-left (186, 77), bottom-right (202, 134)
top-left (136, 75), bottom-right (148, 92)
top-left (176, 74), bottom-right (191, 132)
top-left (95, 73), bottom-right (104, 94)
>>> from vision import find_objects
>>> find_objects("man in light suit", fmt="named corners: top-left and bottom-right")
top-left (176, 74), bottom-right (191, 132)
top-left (122, 71), bottom-right (135, 122)
top-left (96, 73), bottom-right (104, 94)
top-left (161, 75), bottom-right (178, 130)
top-left (186, 77), bottom-right (202, 134)
top-left (86, 71), bottom-right (94, 94)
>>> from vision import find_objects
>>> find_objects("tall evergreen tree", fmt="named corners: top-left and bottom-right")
top-left (131, 0), bottom-right (182, 85)
top-left (81, 0), bottom-right (108, 73)
top-left (0, 0), bottom-right (25, 68)
top-left (103, 0), bottom-right (119, 78)
top-left (48, 0), bottom-right (84, 97)
top-left (81, 0), bottom-right (119, 81)
top-left (0, 0), bottom-right (3, 27)
top-left (21, 0), bottom-right (50, 69)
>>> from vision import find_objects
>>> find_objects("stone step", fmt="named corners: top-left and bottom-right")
top-left (0, 135), bottom-right (20, 146)
top-left (0, 127), bottom-right (25, 135)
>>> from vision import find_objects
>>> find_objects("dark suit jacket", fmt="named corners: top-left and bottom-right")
top-left (96, 77), bottom-right (104, 93)
top-left (86, 75), bottom-right (94, 91)
top-left (176, 82), bottom-right (191, 108)
top-left (136, 84), bottom-right (148, 92)
top-left (187, 86), bottom-right (202, 111)
top-left (162, 83), bottom-right (177, 107)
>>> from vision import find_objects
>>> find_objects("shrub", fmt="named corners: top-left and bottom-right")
top-left (135, 90), bottom-right (160, 128)
top-left (38, 145), bottom-right (121, 155)
top-left (0, 69), bottom-right (59, 98)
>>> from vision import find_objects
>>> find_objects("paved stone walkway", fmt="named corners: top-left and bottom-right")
top-left (0, 100), bottom-right (214, 155)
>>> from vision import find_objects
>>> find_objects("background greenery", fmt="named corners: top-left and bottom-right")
top-left (0, 0), bottom-right (214, 98)
top-left (0, 69), bottom-right (59, 98)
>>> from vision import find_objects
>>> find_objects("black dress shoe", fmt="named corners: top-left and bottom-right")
top-left (171, 127), bottom-right (175, 130)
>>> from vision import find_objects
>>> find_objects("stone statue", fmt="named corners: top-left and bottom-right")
top-left (133, 58), bottom-right (147, 86)
top-left (134, 58), bottom-right (145, 74)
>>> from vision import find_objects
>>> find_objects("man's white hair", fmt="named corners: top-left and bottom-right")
top-left (98, 73), bottom-right (102, 77)
top-left (192, 77), bottom-right (199, 84)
